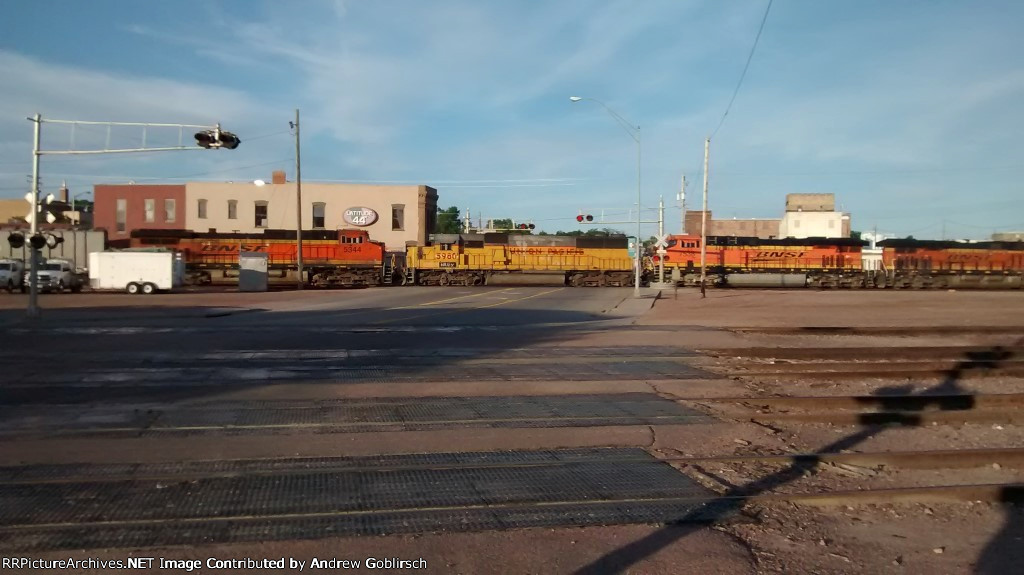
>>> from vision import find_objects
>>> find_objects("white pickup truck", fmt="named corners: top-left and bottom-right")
top-left (0, 258), bottom-right (25, 293)
top-left (24, 258), bottom-right (86, 293)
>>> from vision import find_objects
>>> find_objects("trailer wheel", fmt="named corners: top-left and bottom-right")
top-left (126, 282), bottom-right (141, 295)
top-left (142, 283), bottom-right (156, 295)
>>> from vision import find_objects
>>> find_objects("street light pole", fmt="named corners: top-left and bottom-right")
top-left (700, 137), bottom-right (710, 298)
top-left (569, 96), bottom-right (642, 297)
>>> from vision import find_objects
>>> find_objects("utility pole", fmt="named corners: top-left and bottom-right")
top-left (700, 137), bottom-right (710, 299)
top-left (293, 109), bottom-right (304, 289)
top-left (658, 195), bottom-right (665, 284)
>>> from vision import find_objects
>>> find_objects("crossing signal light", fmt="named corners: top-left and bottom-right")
top-left (516, 223), bottom-right (535, 230)
top-left (29, 234), bottom-right (46, 250)
top-left (44, 233), bottom-right (64, 249)
top-left (576, 214), bottom-right (593, 223)
top-left (7, 232), bottom-right (25, 249)
top-left (195, 128), bottom-right (241, 150)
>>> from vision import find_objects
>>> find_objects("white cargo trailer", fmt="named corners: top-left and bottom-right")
top-left (88, 251), bottom-right (185, 294)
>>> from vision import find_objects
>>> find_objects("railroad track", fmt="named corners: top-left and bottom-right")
top-left (684, 392), bottom-right (1024, 425)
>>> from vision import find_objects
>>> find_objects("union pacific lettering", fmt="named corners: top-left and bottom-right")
top-left (200, 243), bottom-right (269, 252)
top-left (509, 247), bottom-right (585, 255)
top-left (753, 251), bottom-right (807, 258)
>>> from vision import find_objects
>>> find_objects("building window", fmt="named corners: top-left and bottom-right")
top-left (392, 204), bottom-right (405, 231)
top-left (144, 199), bottom-right (155, 223)
top-left (165, 199), bottom-right (176, 223)
top-left (828, 219), bottom-right (835, 229)
top-left (228, 200), bottom-right (237, 220)
top-left (255, 201), bottom-right (268, 228)
top-left (116, 198), bottom-right (126, 233)
top-left (312, 202), bottom-right (326, 228)
top-left (198, 199), bottom-right (208, 219)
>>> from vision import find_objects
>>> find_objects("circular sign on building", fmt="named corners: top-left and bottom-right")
top-left (343, 207), bottom-right (379, 227)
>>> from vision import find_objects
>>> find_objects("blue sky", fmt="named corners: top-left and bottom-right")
top-left (1, 0), bottom-right (1021, 239)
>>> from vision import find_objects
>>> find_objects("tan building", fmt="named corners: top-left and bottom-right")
top-left (992, 232), bottom-right (1024, 241)
top-left (785, 193), bottom-right (835, 212)
top-left (184, 172), bottom-right (438, 251)
top-left (684, 211), bottom-right (780, 239)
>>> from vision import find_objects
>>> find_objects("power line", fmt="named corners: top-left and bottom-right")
top-left (711, 0), bottom-right (773, 139)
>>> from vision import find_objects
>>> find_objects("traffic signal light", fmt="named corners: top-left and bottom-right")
top-left (7, 232), bottom-right (24, 249)
top-left (195, 128), bottom-right (241, 150)
top-left (29, 234), bottom-right (46, 250)
top-left (576, 214), bottom-right (593, 222)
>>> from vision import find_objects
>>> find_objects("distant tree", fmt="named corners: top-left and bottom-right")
top-left (850, 230), bottom-right (862, 240)
top-left (434, 206), bottom-right (461, 234)
top-left (491, 218), bottom-right (531, 234)
top-left (537, 231), bottom-right (549, 236)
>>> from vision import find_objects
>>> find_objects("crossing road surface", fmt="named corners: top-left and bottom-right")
top-left (0, 287), bottom-right (754, 574)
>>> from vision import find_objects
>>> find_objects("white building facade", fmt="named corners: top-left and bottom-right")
top-left (778, 211), bottom-right (851, 239)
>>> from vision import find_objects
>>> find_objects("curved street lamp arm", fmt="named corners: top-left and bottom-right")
top-left (575, 97), bottom-right (640, 143)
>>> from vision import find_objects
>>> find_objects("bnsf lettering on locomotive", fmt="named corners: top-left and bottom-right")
top-left (755, 251), bottom-right (806, 258)
top-left (201, 244), bottom-right (268, 252)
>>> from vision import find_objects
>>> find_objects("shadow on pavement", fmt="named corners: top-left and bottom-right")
top-left (572, 339), bottom-right (1023, 575)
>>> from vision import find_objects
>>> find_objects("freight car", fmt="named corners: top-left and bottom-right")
top-left (875, 238), bottom-right (1024, 289)
top-left (129, 228), bottom-right (404, 287)
top-left (404, 232), bottom-right (644, 287)
top-left (657, 234), bottom-right (1024, 289)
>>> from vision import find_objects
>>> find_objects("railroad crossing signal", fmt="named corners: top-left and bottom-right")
top-left (24, 191), bottom-right (57, 225)
top-left (44, 233), bottom-right (64, 249)
top-left (576, 214), bottom-right (594, 223)
top-left (7, 232), bottom-right (25, 249)
top-left (28, 234), bottom-right (46, 250)
top-left (194, 126), bottom-right (241, 149)
top-left (516, 223), bottom-right (536, 230)
top-left (654, 234), bottom-right (670, 249)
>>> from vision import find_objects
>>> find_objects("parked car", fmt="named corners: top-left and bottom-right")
top-left (0, 258), bottom-right (25, 293)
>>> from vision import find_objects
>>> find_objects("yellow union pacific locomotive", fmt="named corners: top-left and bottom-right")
top-left (404, 232), bottom-right (642, 287)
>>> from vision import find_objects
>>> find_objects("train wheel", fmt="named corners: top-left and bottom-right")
top-left (439, 274), bottom-right (450, 286)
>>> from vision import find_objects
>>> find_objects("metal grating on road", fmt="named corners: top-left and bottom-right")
top-left (0, 394), bottom-right (712, 438)
top-left (0, 448), bottom-right (724, 552)
top-left (9, 361), bottom-right (713, 387)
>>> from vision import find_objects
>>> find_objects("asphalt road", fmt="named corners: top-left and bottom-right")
top-left (0, 287), bottom-right (753, 574)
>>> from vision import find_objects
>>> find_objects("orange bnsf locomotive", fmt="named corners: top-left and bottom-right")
top-left (656, 234), bottom-right (1024, 289)
top-left (129, 228), bottom-right (403, 287)
top-left (656, 235), bottom-right (865, 288)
